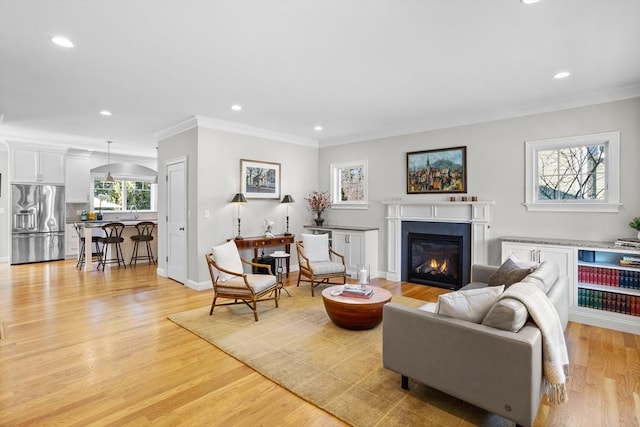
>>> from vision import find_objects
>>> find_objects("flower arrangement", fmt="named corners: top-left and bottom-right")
top-left (305, 191), bottom-right (331, 213)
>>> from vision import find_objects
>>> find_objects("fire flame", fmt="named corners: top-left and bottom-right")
top-left (429, 258), bottom-right (449, 274)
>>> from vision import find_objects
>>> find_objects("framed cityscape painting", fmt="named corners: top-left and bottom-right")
top-left (240, 159), bottom-right (281, 199)
top-left (406, 146), bottom-right (467, 194)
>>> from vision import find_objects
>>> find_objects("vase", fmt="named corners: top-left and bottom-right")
top-left (96, 211), bottom-right (103, 221)
top-left (314, 211), bottom-right (325, 226)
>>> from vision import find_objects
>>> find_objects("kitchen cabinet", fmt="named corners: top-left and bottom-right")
top-left (501, 237), bottom-right (638, 334)
top-left (65, 155), bottom-right (91, 202)
top-left (304, 225), bottom-right (379, 278)
top-left (11, 149), bottom-right (65, 184)
top-left (65, 223), bottom-right (79, 258)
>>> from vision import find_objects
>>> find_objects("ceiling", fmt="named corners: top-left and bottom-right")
top-left (1, 0), bottom-right (639, 158)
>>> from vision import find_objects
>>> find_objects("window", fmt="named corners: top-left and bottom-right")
top-left (524, 131), bottom-right (621, 212)
top-left (330, 160), bottom-right (368, 209)
top-left (93, 179), bottom-right (156, 212)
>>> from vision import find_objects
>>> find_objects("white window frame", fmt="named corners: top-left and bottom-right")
top-left (524, 131), bottom-right (621, 212)
top-left (330, 159), bottom-right (369, 210)
top-left (91, 177), bottom-right (158, 212)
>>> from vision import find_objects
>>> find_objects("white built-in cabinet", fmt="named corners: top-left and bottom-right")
top-left (501, 241), bottom-right (575, 280)
top-left (10, 149), bottom-right (65, 184)
top-left (65, 155), bottom-right (91, 202)
top-left (304, 226), bottom-right (379, 279)
top-left (502, 237), bottom-right (639, 334)
top-left (65, 223), bottom-right (79, 258)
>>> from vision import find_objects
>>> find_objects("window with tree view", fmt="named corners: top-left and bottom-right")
top-left (330, 160), bottom-right (368, 208)
top-left (525, 131), bottom-right (620, 212)
top-left (94, 179), bottom-right (155, 212)
top-left (537, 145), bottom-right (605, 200)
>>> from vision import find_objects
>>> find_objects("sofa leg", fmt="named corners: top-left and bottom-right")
top-left (401, 375), bottom-right (409, 390)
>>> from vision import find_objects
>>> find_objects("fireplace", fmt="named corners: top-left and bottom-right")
top-left (401, 221), bottom-right (471, 290)
top-left (408, 233), bottom-right (462, 289)
top-left (384, 201), bottom-right (491, 283)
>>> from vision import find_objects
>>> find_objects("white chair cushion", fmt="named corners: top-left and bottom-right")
top-left (302, 233), bottom-right (330, 262)
top-left (436, 285), bottom-right (505, 323)
top-left (211, 240), bottom-right (243, 282)
top-left (224, 274), bottom-right (276, 293)
top-left (309, 261), bottom-right (345, 275)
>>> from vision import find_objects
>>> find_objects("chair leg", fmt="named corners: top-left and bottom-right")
top-left (252, 300), bottom-right (259, 321)
top-left (130, 240), bottom-right (138, 265)
top-left (296, 271), bottom-right (301, 287)
top-left (209, 296), bottom-right (217, 315)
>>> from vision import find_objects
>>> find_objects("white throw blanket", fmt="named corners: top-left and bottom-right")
top-left (500, 283), bottom-right (569, 404)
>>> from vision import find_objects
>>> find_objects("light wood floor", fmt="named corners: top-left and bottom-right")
top-left (0, 260), bottom-right (638, 426)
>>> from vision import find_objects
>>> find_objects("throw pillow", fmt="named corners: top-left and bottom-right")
top-left (524, 261), bottom-right (559, 293)
top-left (436, 285), bottom-right (505, 323)
top-left (488, 258), bottom-right (534, 288)
top-left (482, 297), bottom-right (529, 332)
top-left (506, 253), bottom-right (539, 269)
top-left (211, 240), bottom-right (243, 282)
top-left (301, 233), bottom-right (330, 262)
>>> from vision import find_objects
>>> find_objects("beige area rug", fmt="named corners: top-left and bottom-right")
top-left (168, 286), bottom-right (511, 427)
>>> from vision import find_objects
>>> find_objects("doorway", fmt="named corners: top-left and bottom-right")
top-left (166, 158), bottom-right (187, 284)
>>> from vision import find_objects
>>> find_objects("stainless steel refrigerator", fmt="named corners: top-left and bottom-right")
top-left (11, 184), bottom-right (65, 264)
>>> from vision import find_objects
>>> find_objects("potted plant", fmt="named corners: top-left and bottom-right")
top-left (629, 216), bottom-right (640, 239)
top-left (305, 191), bottom-right (331, 226)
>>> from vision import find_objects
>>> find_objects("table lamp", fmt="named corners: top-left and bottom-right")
top-left (231, 193), bottom-right (247, 239)
top-left (281, 194), bottom-right (294, 235)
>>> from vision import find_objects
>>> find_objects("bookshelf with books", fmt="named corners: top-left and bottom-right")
top-left (576, 247), bottom-right (640, 328)
top-left (502, 237), bottom-right (640, 334)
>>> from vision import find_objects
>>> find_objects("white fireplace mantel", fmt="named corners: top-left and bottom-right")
top-left (383, 200), bottom-right (494, 282)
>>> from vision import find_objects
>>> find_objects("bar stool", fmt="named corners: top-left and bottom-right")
top-left (130, 221), bottom-right (156, 266)
top-left (98, 222), bottom-right (126, 269)
top-left (73, 223), bottom-right (102, 270)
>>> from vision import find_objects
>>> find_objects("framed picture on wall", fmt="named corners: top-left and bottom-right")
top-left (406, 146), bottom-right (467, 194)
top-left (240, 159), bottom-right (281, 199)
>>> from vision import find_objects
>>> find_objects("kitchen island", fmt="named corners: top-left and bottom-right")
top-left (75, 220), bottom-right (158, 271)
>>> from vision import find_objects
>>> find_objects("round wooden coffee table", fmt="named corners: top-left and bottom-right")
top-left (321, 285), bottom-right (392, 330)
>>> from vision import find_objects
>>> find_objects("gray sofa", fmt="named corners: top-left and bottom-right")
top-left (382, 262), bottom-right (569, 427)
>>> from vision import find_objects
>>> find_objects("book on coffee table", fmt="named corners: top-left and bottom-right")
top-left (341, 286), bottom-right (373, 299)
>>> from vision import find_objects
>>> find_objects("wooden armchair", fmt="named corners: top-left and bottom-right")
top-left (296, 234), bottom-right (346, 296)
top-left (206, 241), bottom-right (278, 321)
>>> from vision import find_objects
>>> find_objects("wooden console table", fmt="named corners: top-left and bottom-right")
top-left (231, 234), bottom-right (295, 277)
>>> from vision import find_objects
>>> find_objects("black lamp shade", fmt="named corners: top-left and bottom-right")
top-left (231, 193), bottom-right (247, 203)
top-left (281, 194), bottom-right (294, 203)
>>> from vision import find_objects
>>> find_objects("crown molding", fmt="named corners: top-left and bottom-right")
top-left (154, 115), bottom-right (318, 148)
top-left (319, 86), bottom-right (640, 148)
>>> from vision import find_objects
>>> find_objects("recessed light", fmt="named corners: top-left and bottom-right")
top-left (521, 0), bottom-right (540, 4)
top-left (314, 125), bottom-right (323, 131)
top-left (100, 110), bottom-right (112, 116)
top-left (231, 104), bottom-right (242, 111)
top-left (50, 36), bottom-right (74, 48)
top-left (553, 71), bottom-right (571, 79)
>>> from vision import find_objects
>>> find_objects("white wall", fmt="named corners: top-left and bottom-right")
top-left (157, 125), bottom-right (319, 288)
top-left (319, 97), bottom-right (640, 269)
top-left (195, 127), bottom-right (318, 286)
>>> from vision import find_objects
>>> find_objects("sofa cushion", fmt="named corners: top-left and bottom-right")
top-left (488, 258), bottom-right (534, 288)
top-left (523, 261), bottom-right (559, 293)
top-left (436, 285), bottom-right (505, 323)
top-left (482, 297), bottom-right (528, 332)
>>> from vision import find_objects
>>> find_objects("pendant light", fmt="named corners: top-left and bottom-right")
top-left (106, 140), bottom-right (115, 182)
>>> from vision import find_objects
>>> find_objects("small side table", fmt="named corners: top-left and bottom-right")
top-left (270, 252), bottom-right (292, 298)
